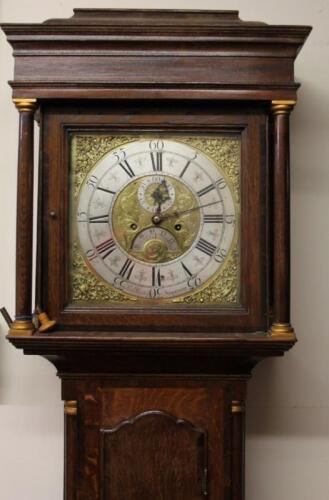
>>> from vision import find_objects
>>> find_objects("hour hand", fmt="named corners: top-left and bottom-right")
top-left (151, 179), bottom-right (170, 206)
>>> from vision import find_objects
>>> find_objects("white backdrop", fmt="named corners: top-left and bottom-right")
top-left (0, 1), bottom-right (328, 499)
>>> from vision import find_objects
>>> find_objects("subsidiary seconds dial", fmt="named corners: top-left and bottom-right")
top-left (76, 138), bottom-right (237, 300)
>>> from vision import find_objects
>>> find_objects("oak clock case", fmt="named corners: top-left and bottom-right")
top-left (42, 102), bottom-right (266, 332)
top-left (1, 9), bottom-right (311, 500)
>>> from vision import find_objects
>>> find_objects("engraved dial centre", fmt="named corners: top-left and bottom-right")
top-left (111, 174), bottom-right (201, 264)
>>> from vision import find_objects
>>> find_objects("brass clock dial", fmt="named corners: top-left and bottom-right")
top-left (75, 138), bottom-right (238, 301)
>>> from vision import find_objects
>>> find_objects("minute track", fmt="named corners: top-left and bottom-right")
top-left (77, 137), bottom-right (237, 300)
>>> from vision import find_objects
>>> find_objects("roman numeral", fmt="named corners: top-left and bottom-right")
top-left (119, 258), bottom-right (135, 280)
top-left (89, 214), bottom-right (109, 224)
top-left (195, 238), bottom-right (217, 257)
top-left (197, 184), bottom-right (215, 197)
top-left (204, 214), bottom-right (235, 224)
top-left (179, 159), bottom-right (192, 178)
top-left (119, 160), bottom-right (135, 178)
top-left (97, 187), bottom-right (116, 195)
top-left (152, 267), bottom-right (162, 287)
top-left (179, 153), bottom-right (197, 178)
top-left (95, 238), bottom-right (116, 259)
top-left (204, 214), bottom-right (224, 223)
top-left (150, 151), bottom-right (163, 171)
top-left (181, 262), bottom-right (193, 277)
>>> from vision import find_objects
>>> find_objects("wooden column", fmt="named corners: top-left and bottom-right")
top-left (64, 400), bottom-right (78, 500)
top-left (231, 400), bottom-right (245, 500)
top-left (9, 98), bottom-right (37, 336)
top-left (269, 100), bottom-right (296, 339)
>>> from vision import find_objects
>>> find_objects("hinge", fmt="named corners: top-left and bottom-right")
top-left (202, 467), bottom-right (208, 497)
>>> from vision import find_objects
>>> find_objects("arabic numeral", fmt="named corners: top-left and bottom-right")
top-left (86, 248), bottom-right (97, 261)
top-left (188, 276), bottom-right (202, 289)
top-left (149, 139), bottom-right (164, 151)
top-left (215, 177), bottom-right (227, 190)
top-left (214, 248), bottom-right (227, 263)
top-left (181, 263), bottom-right (201, 289)
top-left (77, 209), bottom-right (88, 222)
top-left (149, 287), bottom-right (160, 298)
top-left (114, 149), bottom-right (127, 163)
top-left (225, 215), bottom-right (235, 224)
top-left (86, 175), bottom-right (98, 189)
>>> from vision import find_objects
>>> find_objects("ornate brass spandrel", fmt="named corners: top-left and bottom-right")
top-left (173, 247), bottom-right (239, 305)
top-left (181, 136), bottom-right (240, 204)
top-left (70, 134), bottom-right (240, 306)
top-left (71, 242), bottom-right (137, 303)
top-left (71, 135), bottom-right (135, 199)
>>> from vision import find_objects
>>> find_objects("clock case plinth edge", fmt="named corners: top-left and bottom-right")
top-left (6, 331), bottom-right (296, 375)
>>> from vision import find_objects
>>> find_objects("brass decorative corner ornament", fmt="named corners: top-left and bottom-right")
top-left (271, 100), bottom-right (296, 115)
top-left (64, 400), bottom-right (78, 416)
top-left (231, 400), bottom-right (245, 414)
top-left (13, 98), bottom-right (38, 113)
top-left (268, 322), bottom-right (296, 340)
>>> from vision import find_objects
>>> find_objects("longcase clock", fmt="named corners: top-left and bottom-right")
top-left (1, 9), bottom-right (311, 500)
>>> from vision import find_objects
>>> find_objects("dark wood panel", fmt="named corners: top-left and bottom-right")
top-left (15, 56), bottom-right (293, 85)
top-left (102, 388), bottom-right (209, 428)
top-left (62, 376), bottom-right (245, 500)
top-left (8, 83), bottom-right (300, 101)
top-left (101, 411), bottom-right (207, 500)
top-left (78, 427), bottom-right (100, 500)
top-left (98, 380), bottom-right (225, 499)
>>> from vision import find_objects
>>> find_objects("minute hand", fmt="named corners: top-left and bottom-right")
top-left (161, 200), bottom-right (222, 220)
